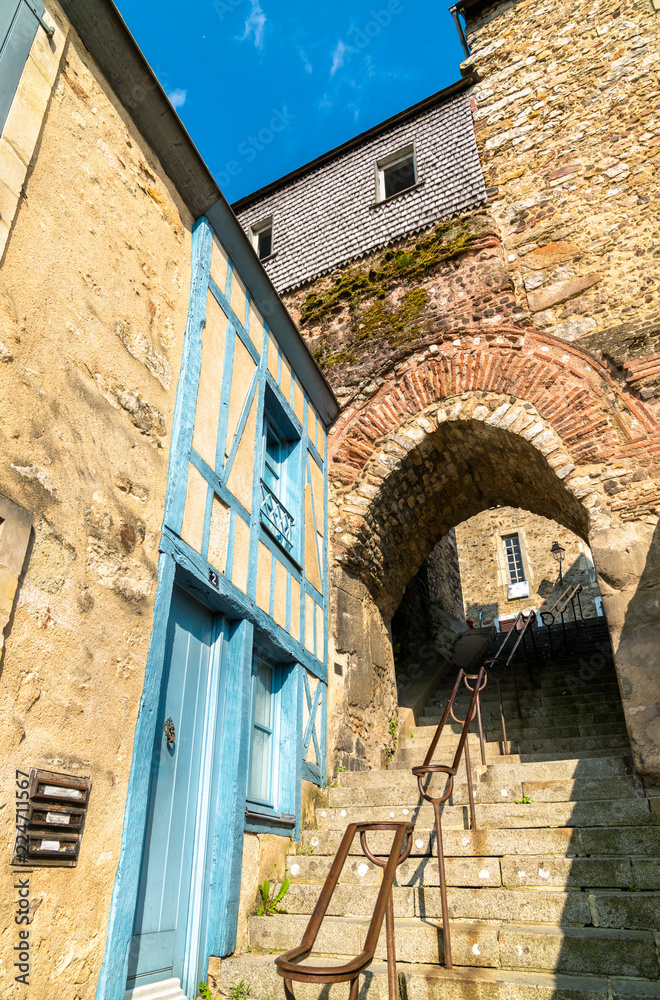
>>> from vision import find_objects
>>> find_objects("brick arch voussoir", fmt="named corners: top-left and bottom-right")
top-left (328, 329), bottom-right (660, 612)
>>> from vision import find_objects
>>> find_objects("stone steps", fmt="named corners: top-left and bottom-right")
top-left (286, 853), bottom-right (659, 892)
top-left (218, 954), bottom-right (660, 1000)
top-left (314, 798), bottom-right (656, 830)
top-left (277, 882), bottom-right (660, 930)
top-left (300, 825), bottom-right (660, 858)
top-left (224, 623), bottom-right (659, 1000)
top-left (247, 914), bottom-right (660, 978)
top-left (329, 777), bottom-right (645, 808)
top-left (336, 755), bottom-right (636, 788)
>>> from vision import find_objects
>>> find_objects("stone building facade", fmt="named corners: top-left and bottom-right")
top-left (0, 2), bottom-right (337, 998)
top-left (236, 0), bottom-right (660, 784)
top-left (454, 506), bottom-right (601, 626)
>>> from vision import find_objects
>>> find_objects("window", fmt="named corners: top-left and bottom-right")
top-left (250, 217), bottom-right (274, 261)
top-left (503, 534), bottom-right (526, 585)
top-left (248, 658), bottom-right (277, 805)
top-left (260, 396), bottom-right (299, 555)
top-left (377, 146), bottom-right (416, 201)
top-left (1, 1), bottom-right (45, 135)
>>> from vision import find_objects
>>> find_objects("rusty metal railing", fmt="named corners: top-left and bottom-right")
top-left (275, 821), bottom-right (414, 1000)
top-left (483, 609), bottom-right (536, 753)
top-left (540, 583), bottom-right (584, 655)
top-left (410, 609), bottom-right (536, 969)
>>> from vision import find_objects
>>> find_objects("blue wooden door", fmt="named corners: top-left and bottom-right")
top-left (127, 587), bottom-right (225, 997)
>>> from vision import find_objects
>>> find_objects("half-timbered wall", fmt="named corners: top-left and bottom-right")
top-left (163, 215), bottom-right (329, 792)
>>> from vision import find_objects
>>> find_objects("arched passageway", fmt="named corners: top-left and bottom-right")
top-left (326, 330), bottom-right (660, 785)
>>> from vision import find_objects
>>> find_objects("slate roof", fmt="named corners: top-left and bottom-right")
top-left (234, 84), bottom-right (487, 294)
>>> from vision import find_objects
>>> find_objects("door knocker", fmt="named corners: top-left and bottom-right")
top-left (164, 717), bottom-right (176, 746)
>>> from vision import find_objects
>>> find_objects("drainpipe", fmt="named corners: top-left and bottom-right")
top-left (449, 4), bottom-right (471, 59)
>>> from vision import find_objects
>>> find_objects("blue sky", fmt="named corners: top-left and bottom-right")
top-left (115, 1), bottom-right (467, 203)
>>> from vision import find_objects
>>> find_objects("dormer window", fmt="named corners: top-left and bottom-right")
top-left (377, 146), bottom-right (416, 201)
top-left (251, 217), bottom-right (274, 260)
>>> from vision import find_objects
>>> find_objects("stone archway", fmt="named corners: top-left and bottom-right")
top-left (326, 328), bottom-right (660, 784)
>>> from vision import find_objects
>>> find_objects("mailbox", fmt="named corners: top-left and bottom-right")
top-left (13, 769), bottom-right (92, 868)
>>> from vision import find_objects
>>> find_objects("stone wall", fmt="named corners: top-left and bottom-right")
top-left (464, 0), bottom-right (660, 393)
top-left (427, 529), bottom-right (465, 620)
top-left (0, 3), bottom-right (193, 996)
top-left (455, 506), bottom-right (601, 625)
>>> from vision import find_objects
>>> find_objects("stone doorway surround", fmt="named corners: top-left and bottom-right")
top-left (326, 327), bottom-right (660, 784)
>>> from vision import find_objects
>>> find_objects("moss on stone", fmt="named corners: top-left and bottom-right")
top-left (299, 215), bottom-right (488, 327)
top-left (356, 288), bottom-right (430, 346)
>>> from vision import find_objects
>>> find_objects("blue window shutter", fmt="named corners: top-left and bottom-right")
top-left (0, 0), bottom-right (44, 135)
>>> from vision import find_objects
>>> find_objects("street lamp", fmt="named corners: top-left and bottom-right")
top-left (551, 541), bottom-right (566, 585)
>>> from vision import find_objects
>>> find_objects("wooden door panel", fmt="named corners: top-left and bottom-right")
top-left (128, 589), bottom-right (214, 988)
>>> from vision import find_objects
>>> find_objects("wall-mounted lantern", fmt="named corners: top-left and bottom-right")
top-left (551, 541), bottom-right (566, 585)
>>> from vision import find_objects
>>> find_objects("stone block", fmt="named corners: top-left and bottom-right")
top-left (522, 242), bottom-right (580, 270)
top-left (369, 917), bottom-right (499, 967)
top-left (3, 57), bottom-right (51, 166)
top-left (500, 856), bottom-right (632, 890)
top-left (528, 275), bottom-right (602, 312)
top-left (499, 925), bottom-right (659, 977)
top-left (631, 859), bottom-right (660, 891)
top-left (591, 892), bottom-right (660, 930)
top-left (283, 883), bottom-right (415, 919)
top-left (249, 913), bottom-right (361, 957)
top-left (418, 886), bottom-right (590, 925)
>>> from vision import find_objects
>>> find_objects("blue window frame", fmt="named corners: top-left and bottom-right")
top-left (248, 657), bottom-right (279, 808)
top-left (0, 1), bottom-right (45, 134)
top-left (259, 392), bottom-right (300, 557)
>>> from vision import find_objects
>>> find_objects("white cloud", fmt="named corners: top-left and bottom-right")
top-left (167, 88), bottom-right (187, 109)
top-left (239, 0), bottom-right (267, 50)
top-left (299, 49), bottom-right (313, 74)
top-left (330, 39), bottom-right (349, 77)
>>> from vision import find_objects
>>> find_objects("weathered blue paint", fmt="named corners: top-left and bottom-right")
top-left (222, 368), bottom-right (260, 482)
top-left (202, 478), bottom-right (214, 561)
top-left (265, 369), bottom-right (303, 435)
top-left (258, 525), bottom-right (302, 583)
top-left (208, 273), bottom-right (259, 365)
top-left (204, 617), bottom-right (253, 958)
top-left (95, 553), bottom-right (177, 1000)
top-left (160, 529), bottom-right (327, 683)
top-left (247, 345), bottom-right (268, 605)
top-left (100, 213), bottom-right (332, 1000)
top-left (163, 218), bottom-right (213, 536)
top-left (189, 448), bottom-right (250, 526)
top-left (215, 322), bottom-right (237, 477)
top-left (225, 507), bottom-right (237, 582)
top-left (96, 218), bottom-right (213, 1000)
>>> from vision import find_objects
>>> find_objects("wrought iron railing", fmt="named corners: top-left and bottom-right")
top-left (540, 583), bottom-right (584, 655)
top-left (411, 609), bottom-right (536, 969)
top-left (275, 821), bottom-right (414, 1000)
top-left (260, 480), bottom-right (295, 551)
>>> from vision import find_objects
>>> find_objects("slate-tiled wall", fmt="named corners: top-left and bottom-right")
top-left (235, 92), bottom-right (487, 293)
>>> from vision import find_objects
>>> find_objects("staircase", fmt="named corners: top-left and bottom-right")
top-left (220, 618), bottom-right (660, 1000)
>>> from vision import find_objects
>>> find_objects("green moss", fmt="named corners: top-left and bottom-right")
top-left (321, 347), bottom-right (360, 370)
top-left (356, 288), bottom-right (429, 346)
top-left (299, 215), bottom-right (488, 327)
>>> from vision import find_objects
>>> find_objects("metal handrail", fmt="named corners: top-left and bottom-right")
top-left (540, 583), bottom-right (583, 655)
top-left (276, 821), bottom-right (414, 1000)
top-left (482, 609), bottom-right (537, 753)
top-left (409, 609), bottom-right (536, 969)
top-left (411, 662), bottom-right (486, 969)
